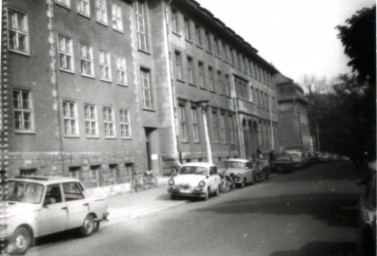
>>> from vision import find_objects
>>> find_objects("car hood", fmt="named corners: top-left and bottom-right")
top-left (172, 175), bottom-right (205, 186)
top-left (1, 201), bottom-right (40, 218)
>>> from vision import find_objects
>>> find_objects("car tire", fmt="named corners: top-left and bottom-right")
top-left (7, 226), bottom-right (32, 255)
top-left (170, 194), bottom-right (177, 200)
top-left (203, 188), bottom-right (209, 201)
top-left (241, 178), bottom-right (246, 188)
top-left (80, 214), bottom-right (96, 237)
top-left (214, 185), bottom-right (220, 196)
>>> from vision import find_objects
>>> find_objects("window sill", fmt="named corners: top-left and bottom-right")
top-left (100, 79), bottom-right (113, 84)
top-left (205, 50), bottom-right (212, 55)
top-left (8, 49), bottom-right (30, 57)
top-left (188, 82), bottom-right (196, 87)
top-left (60, 68), bottom-right (75, 74)
top-left (199, 86), bottom-right (207, 91)
top-left (137, 49), bottom-right (151, 55)
top-left (172, 31), bottom-right (181, 37)
top-left (142, 107), bottom-right (155, 112)
top-left (176, 78), bottom-right (185, 83)
top-left (121, 137), bottom-right (132, 140)
top-left (55, 1), bottom-right (71, 10)
top-left (181, 140), bottom-right (189, 144)
top-left (86, 136), bottom-right (99, 139)
top-left (77, 12), bottom-right (91, 19)
top-left (64, 135), bottom-right (80, 138)
top-left (15, 130), bottom-right (36, 134)
top-left (209, 89), bottom-right (216, 94)
top-left (185, 38), bottom-right (193, 44)
top-left (105, 137), bottom-right (117, 140)
top-left (196, 45), bottom-right (203, 50)
top-left (117, 83), bottom-right (128, 87)
top-left (113, 28), bottom-right (124, 34)
top-left (96, 20), bottom-right (109, 27)
top-left (82, 74), bottom-right (95, 79)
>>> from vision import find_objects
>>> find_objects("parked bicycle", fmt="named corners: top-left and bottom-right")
top-left (143, 170), bottom-right (158, 189)
top-left (219, 173), bottom-right (236, 193)
top-left (131, 174), bottom-right (145, 192)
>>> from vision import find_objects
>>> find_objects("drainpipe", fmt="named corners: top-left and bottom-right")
top-left (163, 0), bottom-right (179, 164)
top-left (230, 76), bottom-right (245, 158)
top-left (269, 88), bottom-right (275, 150)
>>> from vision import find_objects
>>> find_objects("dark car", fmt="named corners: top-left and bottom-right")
top-left (271, 155), bottom-right (294, 173)
top-left (358, 160), bottom-right (376, 256)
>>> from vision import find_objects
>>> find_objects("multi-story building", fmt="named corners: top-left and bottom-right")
top-left (2, 0), bottom-right (280, 190)
top-left (275, 73), bottom-right (314, 153)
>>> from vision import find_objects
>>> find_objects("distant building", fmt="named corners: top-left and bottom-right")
top-left (2, 0), bottom-right (279, 190)
top-left (275, 73), bottom-right (314, 153)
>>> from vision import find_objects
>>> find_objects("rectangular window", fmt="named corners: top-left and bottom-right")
top-left (77, 0), bottom-right (90, 17)
top-left (179, 104), bottom-right (188, 142)
top-left (7, 9), bottom-right (29, 54)
top-left (198, 61), bottom-right (205, 88)
top-left (208, 66), bottom-right (214, 91)
top-left (195, 24), bottom-right (202, 46)
top-left (184, 17), bottom-right (191, 40)
top-left (224, 74), bottom-right (230, 96)
top-left (212, 110), bottom-right (219, 143)
top-left (141, 69), bottom-right (153, 108)
top-left (116, 56), bottom-right (127, 85)
top-left (136, 1), bottom-right (148, 51)
top-left (58, 35), bottom-right (73, 72)
top-left (56, 0), bottom-right (70, 8)
top-left (13, 89), bottom-right (33, 132)
top-left (80, 43), bottom-right (93, 76)
top-left (103, 106), bottom-right (115, 137)
top-left (112, 3), bottom-right (123, 32)
top-left (95, 0), bottom-right (108, 25)
top-left (175, 51), bottom-right (183, 80)
top-left (187, 56), bottom-right (194, 84)
top-left (214, 37), bottom-right (220, 56)
top-left (171, 9), bottom-right (179, 33)
top-left (220, 112), bottom-right (226, 143)
top-left (119, 109), bottom-right (131, 138)
top-left (229, 114), bottom-right (235, 144)
top-left (108, 164), bottom-right (118, 186)
top-left (84, 104), bottom-right (98, 137)
top-left (217, 71), bottom-right (222, 94)
top-left (99, 50), bottom-right (111, 81)
top-left (191, 107), bottom-right (199, 142)
top-left (205, 31), bottom-right (211, 52)
top-left (62, 100), bottom-right (78, 136)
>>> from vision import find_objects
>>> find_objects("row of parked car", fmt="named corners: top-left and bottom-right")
top-left (167, 158), bottom-right (271, 200)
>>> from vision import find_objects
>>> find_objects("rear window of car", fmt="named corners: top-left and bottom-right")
top-left (179, 166), bottom-right (208, 175)
top-left (225, 162), bottom-right (246, 168)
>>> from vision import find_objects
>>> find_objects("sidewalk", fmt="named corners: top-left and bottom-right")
top-left (101, 177), bottom-right (187, 227)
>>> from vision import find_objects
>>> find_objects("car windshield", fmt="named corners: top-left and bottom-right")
top-left (179, 166), bottom-right (208, 175)
top-left (289, 154), bottom-right (301, 159)
top-left (276, 155), bottom-right (290, 160)
top-left (225, 161), bottom-right (246, 168)
top-left (7, 181), bottom-right (44, 204)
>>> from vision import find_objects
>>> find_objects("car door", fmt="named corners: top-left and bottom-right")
top-left (39, 183), bottom-right (67, 236)
top-left (246, 162), bottom-right (253, 183)
top-left (209, 167), bottom-right (220, 191)
top-left (62, 182), bottom-right (90, 230)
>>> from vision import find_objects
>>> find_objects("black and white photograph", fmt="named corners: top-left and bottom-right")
top-left (0, 0), bottom-right (375, 255)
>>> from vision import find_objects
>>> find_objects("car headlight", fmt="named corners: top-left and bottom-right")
top-left (198, 180), bottom-right (205, 187)
top-left (168, 179), bottom-right (174, 185)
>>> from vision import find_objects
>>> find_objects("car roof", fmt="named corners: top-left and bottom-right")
top-left (9, 176), bottom-right (80, 185)
top-left (225, 158), bottom-right (249, 163)
top-left (181, 162), bottom-right (215, 168)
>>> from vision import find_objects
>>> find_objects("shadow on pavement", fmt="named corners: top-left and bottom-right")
top-left (195, 193), bottom-right (360, 228)
top-left (268, 161), bottom-right (362, 184)
top-left (269, 241), bottom-right (358, 256)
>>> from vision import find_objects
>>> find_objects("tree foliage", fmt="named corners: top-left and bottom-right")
top-left (336, 5), bottom-right (376, 86)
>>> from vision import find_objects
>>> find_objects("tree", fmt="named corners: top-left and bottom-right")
top-left (336, 5), bottom-right (376, 86)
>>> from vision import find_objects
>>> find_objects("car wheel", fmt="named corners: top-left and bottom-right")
top-left (7, 226), bottom-right (32, 255)
top-left (241, 178), bottom-right (246, 188)
top-left (203, 188), bottom-right (209, 201)
top-left (80, 214), bottom-right (96, 237)
top-left (170, 194), bottom-right (177, 200)
top-left (214, 185), bottom-right (220, 196)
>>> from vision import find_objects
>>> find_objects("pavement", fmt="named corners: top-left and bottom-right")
top-left (102, 177), bottom-right (187, 227)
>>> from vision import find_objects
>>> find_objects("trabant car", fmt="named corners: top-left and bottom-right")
top-left (168, 162), bottom-right (221, 200)
top-left (1, 176), bottom-right (109, 255)
top-left (223, 159), bottom-right (260, 187)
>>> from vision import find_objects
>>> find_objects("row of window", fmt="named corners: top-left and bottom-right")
top-left (178, 103), bottom-right (237, 145)
top-left (13, 89), bottom-right (132, 139)
top-left (171, 8), bottom-right (274, 87)
top-left (174, 51), bottom-right (231, 96)
top-left (55, 0), bottom-right (124, 32)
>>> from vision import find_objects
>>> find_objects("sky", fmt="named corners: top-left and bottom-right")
top-left (195, 0), bottom-right (375, 85)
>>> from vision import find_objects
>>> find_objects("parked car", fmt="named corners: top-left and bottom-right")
top-left (1, 176), bottom-right (109, 255)
top-left (318, 152), bottom-right (332, 163)
top-left (222, 159), bottom-right (259, 187)
top-left (271, 154), bottom-right (294, 173)
top-left (168, 162), bottom-right (221, 200)
top-left (358, 160), bottom-right (376, 256)
top-left (287, 152), bottom-right (309, 169)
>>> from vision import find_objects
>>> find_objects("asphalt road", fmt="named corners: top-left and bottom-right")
top-left (28, 160), bottom-right (363, 256)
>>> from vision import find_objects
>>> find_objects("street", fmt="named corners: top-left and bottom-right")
top-left (27, 160), bottom-right (362, 256)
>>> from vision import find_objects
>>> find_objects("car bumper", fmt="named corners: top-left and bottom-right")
top-left (168, 187), bottom-right (206, 198)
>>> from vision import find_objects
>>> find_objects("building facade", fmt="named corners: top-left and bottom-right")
top-left (275, 73), bottom-right (314, 153)
top-left (2, 0), bottom-right (280, 190)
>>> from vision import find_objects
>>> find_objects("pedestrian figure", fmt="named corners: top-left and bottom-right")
top-left (269, 150), bottom-right (274, 163)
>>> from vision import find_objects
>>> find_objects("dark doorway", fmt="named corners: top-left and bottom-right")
top-left (144, 127), bottom-right (155, 170)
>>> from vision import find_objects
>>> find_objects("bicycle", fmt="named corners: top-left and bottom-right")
top-left (143, 170), bottom-right (158, 189)
top-left (131, 174), bottom-right (145, 192)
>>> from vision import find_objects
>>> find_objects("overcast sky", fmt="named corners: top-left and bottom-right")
top-left (195, 0), bottom-right (375, 85)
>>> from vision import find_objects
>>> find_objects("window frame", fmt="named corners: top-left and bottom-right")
top-left (111, 2), bottom-right (123, 32)
top-left (77, 0), bottom-right (90, 17)
top-left (99, 49), bottom-right (112, 82)
top-left (62, 100), bottom-right (79, 137)
top-left (135, 1), bottom-right (148, 52)
top-left (178, 103), bottom-right (188, 142)
top-left (140, 68), bottom-right (153, 109)
top-left (13, 89), bottom-right (34, 133)
top-left (103, 106), bottom-right (116, 138)
top-left (80, 42), bottom-right (94, 77)
top-left (119, 108), bottom-right (131, 139)
top-left (7, 8), bottom-right (29, 55)
top-left (84, 104), bottom-right (98, 137)
top-left (116, 55), bottom-right (127, 85)
top-left (57, 34), bottom-right (74, 73)
top-left (95, 0), bottom-right (108, 25)
top-left (191, 107), bottom-right (199, 142)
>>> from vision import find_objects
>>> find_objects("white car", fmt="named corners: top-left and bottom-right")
top-left (1, 176), bottom-right (109, 255)
top-left (168, 162), bottom-right (221, 200)
top-left (223, 159), bottom-right (257, 186)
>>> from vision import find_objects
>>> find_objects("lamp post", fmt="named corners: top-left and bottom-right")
top-left (195, 100), bottom-right (212, 164)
